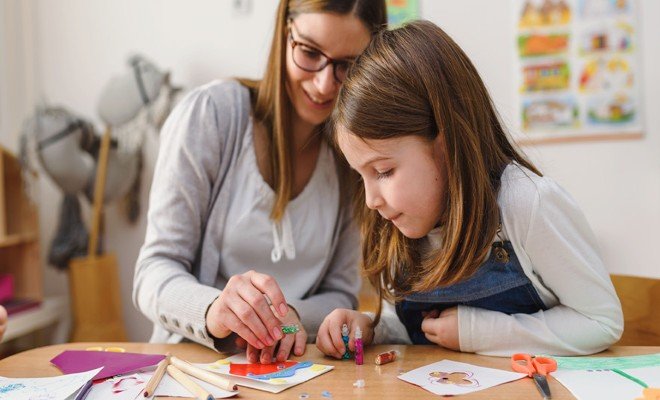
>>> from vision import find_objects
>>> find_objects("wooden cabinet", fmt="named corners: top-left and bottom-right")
top-left (0, 146), bottom-right (42, 303)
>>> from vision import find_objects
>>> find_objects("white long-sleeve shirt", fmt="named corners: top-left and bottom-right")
top-left (372, 163), bottom-right (623, 356)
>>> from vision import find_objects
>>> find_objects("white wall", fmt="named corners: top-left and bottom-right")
top-left (3, 0), bottom-right (658, 341)
top-left (0, 0), bottom-right (37, 150)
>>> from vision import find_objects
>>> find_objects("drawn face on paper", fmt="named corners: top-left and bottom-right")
top-left (429, 371), bottom-right (480, 387)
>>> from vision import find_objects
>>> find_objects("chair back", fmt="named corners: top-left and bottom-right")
top-left (610, 274), bottom-right (660, 345)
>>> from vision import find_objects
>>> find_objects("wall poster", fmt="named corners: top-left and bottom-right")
top-left (513, 0), bottom-right (643, 144)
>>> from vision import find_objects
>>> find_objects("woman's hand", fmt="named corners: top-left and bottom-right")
top-left (236, 305), bottom-right (307, 364)
top-left (421, 307), bottom-right (459, 350)
top-left (0, 305), bottom-right (7, 340)
top-left (316, 309), bottom-right (374, 359)
top-left (205, 270), bottom-right (288, 350)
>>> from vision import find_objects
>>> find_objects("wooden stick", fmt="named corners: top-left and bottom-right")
top-left (166, 365), bottom-right (213, 400)
top-left (88, 126), bottom-right (112, 258)
top-left (170, 356), bottom-right (238, 392)
top-left (143, 353), bottom-right (170, 397)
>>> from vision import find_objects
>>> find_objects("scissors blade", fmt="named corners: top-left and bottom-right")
top-left (533, 374), bottom-right (552, 399)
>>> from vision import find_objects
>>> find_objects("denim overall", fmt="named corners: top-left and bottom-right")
top-left (395, 240), bottom-right (548, 345)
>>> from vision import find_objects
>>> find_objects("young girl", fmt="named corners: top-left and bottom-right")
top-left (316, 20), bottom-right (623, 356)
top-left (134, 0), bottom-right (386, 364)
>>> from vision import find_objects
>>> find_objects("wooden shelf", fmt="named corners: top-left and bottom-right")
top-left (0, 148), bottom-right (64, 347)
top-left (0, 146), bottom-right (42, 301)
top-left (3, 296), bottom-right (69, 343)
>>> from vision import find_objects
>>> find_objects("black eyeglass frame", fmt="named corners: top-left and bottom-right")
top-left (287, 20), bottom-right (353, 83)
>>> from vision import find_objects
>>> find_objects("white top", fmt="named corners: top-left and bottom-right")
top-left (217, 117), bottom-right (340, 300)
top-left (371, 163), bottom-right (623, 356)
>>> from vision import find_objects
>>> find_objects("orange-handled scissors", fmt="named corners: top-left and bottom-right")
top-left (511, 353), bottom-right (557, 399)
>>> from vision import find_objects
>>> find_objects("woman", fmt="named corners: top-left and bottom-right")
top-left (133, 0), bottom-right (386, 364)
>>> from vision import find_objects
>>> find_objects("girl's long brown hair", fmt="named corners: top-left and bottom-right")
top-left (239, 0), bottom-right (386, 220)
top-left (331, 20), bottom-right (541, 324)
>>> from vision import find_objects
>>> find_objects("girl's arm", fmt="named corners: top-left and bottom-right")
top-left (133, 83), bottom-right (230, 349)
top-left (458, 176), bottom-right (623, 356)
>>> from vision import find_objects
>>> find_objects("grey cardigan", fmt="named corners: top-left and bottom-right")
top-left (133, 80), bottom-right (360, 349)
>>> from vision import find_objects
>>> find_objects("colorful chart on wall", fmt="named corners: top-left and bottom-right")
top-left (513, 0), bottom-right (643, 144)
top-left (387, 0), bottom-right (420, 28)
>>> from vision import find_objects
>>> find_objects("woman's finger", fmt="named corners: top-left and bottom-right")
top-left (248, 271), bottom-right (288, 318)
top-left (222, 310), bottom-right (265, 349)
top-left (246, 343), bottom-right (260, 364)
top-left (275, 333), bottom-right (296, 362)
top-left (292, 329), bottom-right (307, 357)
top-left (259, 342), bottom-right (277, 364)
top-left (227, 292), bottom-right (273, 346)
top-left (237, 282), bottom-right (283, 343)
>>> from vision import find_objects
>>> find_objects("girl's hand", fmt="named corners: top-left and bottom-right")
top-left (240, 305), bottom-right (307, 364)
top-left (316, 309), bottom-right (374, 359)
top-left (206, 270), bottom-right (288, 350)
top-left (421, 307), bottom-right (459, 350)
top-left (0, 305), bottom-right (6, 340)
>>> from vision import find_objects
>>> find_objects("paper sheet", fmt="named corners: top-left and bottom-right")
top-left (552, 366), bottom-right (660, 400)
top-left (397, 360), bottom-right (526, 396)
top-left (0, 367), bottom-right (102, 400)
top-left (552, 353), bottom-right (660, 370)
top-left (84, 369), bottom-right (238, 399)
top-left (196, 354), bottom-right (334, 393)
top-left (51, 350), bottom-right (165, 380)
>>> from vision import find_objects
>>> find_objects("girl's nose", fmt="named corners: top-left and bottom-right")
top-left (365, 183), bottom-right (384, 210)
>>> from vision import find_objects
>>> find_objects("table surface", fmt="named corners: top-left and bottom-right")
top-left (0, 343), bottom-right (657, 399)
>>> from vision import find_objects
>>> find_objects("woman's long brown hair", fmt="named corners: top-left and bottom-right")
top-left (331, 20), bottom-right (541, 324)
top-left (239, 0), bottom-right (386, 220)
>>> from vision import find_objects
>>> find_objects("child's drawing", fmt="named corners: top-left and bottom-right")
top-left (398, 360), bottom-right (526, 396)
top-left (429, 371), bottom-right (480, 387)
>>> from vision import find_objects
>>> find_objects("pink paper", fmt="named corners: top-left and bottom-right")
top-left (0, 274), bottom-right (14, 303)
top-left (50, 350), bottom-right (165, 380)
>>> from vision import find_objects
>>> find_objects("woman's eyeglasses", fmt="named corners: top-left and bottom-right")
top-left (288, 21), bottom-right (352, 83)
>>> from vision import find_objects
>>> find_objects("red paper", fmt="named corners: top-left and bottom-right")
top-left (229, 361), bottom-right (298, 377)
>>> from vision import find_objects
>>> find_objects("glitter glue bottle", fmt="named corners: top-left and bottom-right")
top-left (341, 324), bottom-right (351, 359)
top-left (354, 327), bottom-right (364, 365)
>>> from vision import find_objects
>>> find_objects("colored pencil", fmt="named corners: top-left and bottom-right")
top-left (170, 356), bottom-right (238, 392)
top-left (143, 352), bottom-right (170, 397)
top-left (166, 364), bottom-right (214, 400)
